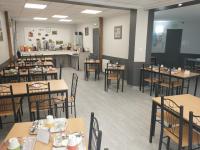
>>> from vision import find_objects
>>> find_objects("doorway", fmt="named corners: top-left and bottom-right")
top-left (93, 28), bottom-right (99, 59)
top-left (164, 29), bottom-right (183, 67)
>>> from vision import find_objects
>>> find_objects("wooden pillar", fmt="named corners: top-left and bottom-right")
top-left (99, 17), bottom-right (103, 71)
top-left (4, 11), bottom-right (13, 62)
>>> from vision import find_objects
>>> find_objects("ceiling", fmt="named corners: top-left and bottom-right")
top-left (0, 0), bottom-right (129, 24)
top-left (155, 3), bottom-right (200, 22)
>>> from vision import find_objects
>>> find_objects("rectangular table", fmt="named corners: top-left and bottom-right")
top-left (149, 94), bottom-right (200, 143)
top-left (140, 67), bottom-right (200, 95)
top-left (0, 79), bottom-right (69, 118)
top-left (1, 118), bottom-right (87, 150)
top-left (104, 64), bottom-right (125, 92)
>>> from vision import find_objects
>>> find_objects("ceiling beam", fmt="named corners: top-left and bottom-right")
top-left (39, 0), bottom-right (138, 10)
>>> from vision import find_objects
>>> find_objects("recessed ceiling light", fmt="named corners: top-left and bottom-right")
top-left (52, 15), bottom-right (68, 19)
top-left (178, 3), bottom-right (183, 7)
top-left (33, 17), bottom-right (48, 20)
top-left (24, 3), bottom-right (47, 9)
top-left (59, 19), bottom-right (72, 22)
top-left (81, 9), bottom-right (102, 14)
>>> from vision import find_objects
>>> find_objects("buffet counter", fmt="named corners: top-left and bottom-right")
top-left (21, 50), bottom-right (89, 70)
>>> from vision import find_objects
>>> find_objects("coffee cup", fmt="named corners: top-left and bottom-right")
top-left (8, 138), bottom-right (20, 150)
top-left (67, 135), bottom-right (77, 150)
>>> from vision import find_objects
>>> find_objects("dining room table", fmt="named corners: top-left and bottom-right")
top-left (139, 66), bottom-right (200, 95)
top-left (0, 79), bottom-right (69, 118)
top-left (0, 67), bottom-right (58, 81)
top-left (149, 94), bottom-right (200, 143)
top-left (0, 118), bottom-right (87, 150)
top-left (104, 64), bottom-right (125, 92)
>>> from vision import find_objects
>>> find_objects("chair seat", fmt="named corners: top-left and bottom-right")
top-left (108, 73), bottom-right (120, 80)
top-left (0, 99), bottom-right (21, 116)
top-left (159, 81), bottom-right (182, 88)
top-left (164, 125), bottom-right (200, 147)
top-left (87, 68), bottom-right (96, 72)
top-left (53, 95), bottom-right (75, 104)
top-left (144, 78), bottom-right (159, 83)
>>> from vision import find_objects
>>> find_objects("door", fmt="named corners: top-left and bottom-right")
top-left (165, 29), bottom-right (182, 67)
top-left (93, 28), bottom-right (99, 59)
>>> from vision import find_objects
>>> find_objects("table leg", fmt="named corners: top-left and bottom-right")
top-left (98, 64), bottom-right (100, 80)
top-left (181, 79), bottom-right (185, 94)
top-left (149, 101), bottom-right (157, 143)
top-left (65, 90), bottom-right (69, 118)
top-left (187, 79), bottom-right (190, 94)
top-left (84, 63), bottom-right (86, 80)
top-left (104, 69), bottom-right (107, 91)
top-left (194, 76), bottom-right (199, 96)
top-left (139, 69), bottom-right (142, 91)
top-left (122, 70), bottom-right (124, 92)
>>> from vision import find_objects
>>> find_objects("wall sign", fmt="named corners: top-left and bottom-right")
top-left (85, 27), bottom-right (89, 36)
top-left (114, 26), bottom-right (122, 39)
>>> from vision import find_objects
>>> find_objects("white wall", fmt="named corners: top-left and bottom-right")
top-left (103, 13), bottom-right (130, 59)
top-left (16, 21), bottom-right (76, 49)
top-left (134, 9), bottom-right (149, 62)
top-left (0, 11), bottom-right (9, 65)
top-left (76, 22), bottom-right (98, 53)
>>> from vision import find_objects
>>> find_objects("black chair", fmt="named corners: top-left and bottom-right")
top-left (142, 64), bottom-right (160, 96)
top-left (26, 82), bottom-right (54, 121)
top-left (85, 58), bottom-right (98, 80)
top-left (158, 68), bottom-right (182, 96)
top-left (54, 73), bottom-right (78, 117)
top-left (2, 67), bottom-right (20, 83)
top-left (159, 96), bottom-right (184, 150)
top-left (88, 112), bottom-right (102, 150)
top-left (105, 63), bottom-right (121, 92)
top-left (188, 111), bottom-right (200, 150)
top-left (0, 85), bottom-right (22, 129)
top-left (28, 67), bottom-right (47, 81)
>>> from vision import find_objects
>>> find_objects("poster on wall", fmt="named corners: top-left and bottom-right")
top-left (24, 27), bottom-right (63, 50)
top-left (0, 21), bottom-right (3, 41)
top-left (114, 26), bottom-right (122, 39)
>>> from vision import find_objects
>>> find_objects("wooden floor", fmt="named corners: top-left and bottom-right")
top-left (1, 67), bottom-right (199, 150)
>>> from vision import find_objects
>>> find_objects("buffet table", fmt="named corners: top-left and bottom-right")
top-left (21, 50), bottom-right (90, 70)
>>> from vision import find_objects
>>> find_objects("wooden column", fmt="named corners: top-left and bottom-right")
top-left (4, 11), bottom-right (13, 62)
top-left (99, 17), bottom-right (103, 71)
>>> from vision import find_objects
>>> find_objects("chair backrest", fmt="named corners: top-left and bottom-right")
top-left (26, 82), bottom-right (52, 120)
top-left (0, 85), bottom-right (17, 120)
top-left (189, 111), bottom-right (200, 150)
top-left (160, 96), bottom-right (184, 149)
top-left (88, 112), bottom-right (102, 150)
top-left (28, 67), bottom-right (47, 81)
top-left (106, 63), bottom-right (121, 77)
top-left (71, 73), bottom-right (78, 99)
top-left (2, 67), bottom-right (20, 83)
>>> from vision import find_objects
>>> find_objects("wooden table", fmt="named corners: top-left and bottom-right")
top-left (104, 64), bottom-right (125, 92)
top-left (84, 59), bottom-right (100, 80)
top-left (0, 79), bottom-right (69, 118)
top-left (140, 67), bottom-right (200, 95)
top-left (0, 68), bottom-right (58, 82)
top-left (1, 118), bottom-right (87, 150)
top-left (17, 57), bottom-right (53, 62)
top-left (149, 94), bottom-right (200, 143)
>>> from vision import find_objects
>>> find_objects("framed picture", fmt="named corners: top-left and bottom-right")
top-left (0, 20), bottom-right (3, 41)
top-left (114, 26), bottom-right (122, 39)
top-left (85, 27), bottom-right (89, 36)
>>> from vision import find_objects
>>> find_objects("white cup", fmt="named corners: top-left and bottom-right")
top-left (178, 67), bottom-right (181, 71)
top-left (8, 138), bottom-right (20, 150)
top-left (161, 64), bottom-right (164, 68)
top-left (47, 115), bottom-right (53, 124)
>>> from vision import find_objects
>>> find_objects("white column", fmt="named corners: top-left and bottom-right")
top-left (134, 9), bottom-right (149, 62)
